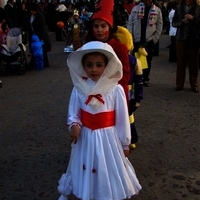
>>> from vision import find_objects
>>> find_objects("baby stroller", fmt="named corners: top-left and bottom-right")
top-left (0, 28), bottom-right (27, 75)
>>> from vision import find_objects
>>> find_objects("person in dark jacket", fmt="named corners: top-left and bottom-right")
top-left (18, 2), bottom-right (28, 44)
top-left (47, 0), bottom-right (58, 32)
top-left (172, 0), bottom-right (200, 92)
top-left (0, 7), bottom-right (7, 23)
top-left (23, 3), bottom-right (51, 68)
top-left (4, 0), bottom-right (18, 28)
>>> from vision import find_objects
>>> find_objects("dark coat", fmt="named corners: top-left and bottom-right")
top-left (172, 3), bottom-right (200, 41)
top-left (0, 7), bottom-right (6, 23)
top-left (4, 3), bottom-right (18, 28)
top-left (23, 11), bottom-right (51, 52)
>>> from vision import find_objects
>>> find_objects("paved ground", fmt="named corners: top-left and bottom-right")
top-left (0, 33), bottom-right (200, 200)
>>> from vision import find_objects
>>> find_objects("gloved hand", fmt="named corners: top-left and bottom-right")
top-left (138, 47), bottom-right (148, 56)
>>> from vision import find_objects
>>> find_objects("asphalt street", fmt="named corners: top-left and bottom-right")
top-left (0, 32), bottom-right (200, 200)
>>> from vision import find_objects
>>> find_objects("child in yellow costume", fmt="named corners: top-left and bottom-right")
top-left (115, 26), bottom-right (143, 149)
top-left (135, 45), bottom-right (148, 69)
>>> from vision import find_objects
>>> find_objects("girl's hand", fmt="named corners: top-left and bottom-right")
top-left (70, 124), bottom-right (81, 144)
top-left (124, 150), bottom-right (130, 157)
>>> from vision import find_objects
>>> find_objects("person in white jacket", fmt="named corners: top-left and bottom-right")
top-left (127, 0), bottom-right (163, 87)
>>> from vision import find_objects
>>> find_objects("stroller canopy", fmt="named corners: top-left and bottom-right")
top-left (1, 28), bottom-right (26, 55)
top-left (7, 28), bottom-right (22, 37)
top-left (1, 28), bottom-right (26, 54)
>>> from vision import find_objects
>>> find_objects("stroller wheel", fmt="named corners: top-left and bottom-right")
top-left (0, 71), bottom-right (6, 76)
top-left (18, 63), bottom-right (26, 75)
top-left (0, 65), bottom-right (7, 76)
top-left (0, 61), bottom-right (6, 75)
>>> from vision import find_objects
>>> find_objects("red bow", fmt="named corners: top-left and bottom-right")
top-left (85, 94), bottom-right (105, 105)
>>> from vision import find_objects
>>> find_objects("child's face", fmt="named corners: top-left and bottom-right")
top-left (92, 20), bottom-right (110, 42)
top-left (30, 10), bottom-right (37, 15)
top-left (73, 15), bottom-right (79, 20)
top-left (185, 0), bottom-right (193, 6)
top-left (83, 53), bottom-right (107, 81)
top-left (22, 4), bottom-right (26, 10)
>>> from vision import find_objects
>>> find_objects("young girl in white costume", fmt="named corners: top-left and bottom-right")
top-left (57, 41), bottom-right (141, 200)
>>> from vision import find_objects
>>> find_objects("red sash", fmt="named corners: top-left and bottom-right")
top-left (81, 109), bottom-right (115, 130)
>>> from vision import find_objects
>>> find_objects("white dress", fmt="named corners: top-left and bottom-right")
top-left (58, 79), bottom-right (141, 200)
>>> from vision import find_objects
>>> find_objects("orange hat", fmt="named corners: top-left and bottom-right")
top-left (91, 0), bottom-right (114, 27)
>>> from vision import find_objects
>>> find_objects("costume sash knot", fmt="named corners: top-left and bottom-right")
top-left (85, 94), bottom-right (105, 105)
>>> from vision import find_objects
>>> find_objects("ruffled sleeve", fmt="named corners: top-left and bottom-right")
top-left (67, 87), bottom-right (82, 127)
top-left (114, 85), bottom-right (131, 146)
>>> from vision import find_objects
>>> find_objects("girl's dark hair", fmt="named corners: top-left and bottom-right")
top-left (28, 3), bottom-right (38, 11)
top-left (141, 0), bottom-right (157, 4)
top-left (81, 52), bottom-right (109, 66)
top-left (180, 0), bottom-right (198, 6)
top-left (170, 0), bottom-right (179, 10)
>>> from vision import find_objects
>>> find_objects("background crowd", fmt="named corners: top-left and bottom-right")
top-left (0, 0), bottom-right (182, 41)
top-left (0, 0), bottom-right (200, 83)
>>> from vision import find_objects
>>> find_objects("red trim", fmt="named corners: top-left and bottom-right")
top-left (85, 94), bottom-right (104, 105)
top-left (81, 109), bottom-right (115, 130)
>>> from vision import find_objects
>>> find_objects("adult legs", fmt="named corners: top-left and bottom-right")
top-left (43, 45), bottom-right (49, 68)
top-left (199, 52), bottom-right (200, 70)
top-left (188, 46), bottom-right (199, 90)
top-left (142, 40), bottom-right (154, 84)
top-left (175, 40), bottom-right (187, 89)
top-left (169, 36), bottom-right (177, 62)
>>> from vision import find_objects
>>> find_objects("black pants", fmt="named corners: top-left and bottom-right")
top-left (169, 36), bottom-right (177, 62)
top-left (130, 122), bottom-right (138, 144)
top-left (153, 40), bottom-right (159, 56)
top-left (42, 45), bottom-right (49, 68)
top-left (56, 27), bottom-right (63, 41)
top-left (176, 40), bottom-right (199, 89)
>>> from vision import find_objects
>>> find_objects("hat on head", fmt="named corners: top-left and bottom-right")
top-left (28, 3), bottom-right (38, 11)
top-left (73, 9), bottom-right (79, 16)
top-left (91, 0), bottom-right (114, 27)
top-left (56, 4), bottom-right (67, 12)
top-left (115, 26), bottom-right (134, 51)
top-left (67, 41), bottom-right (122, 78)
top-left (67, 41), bottom-right (123, 101)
